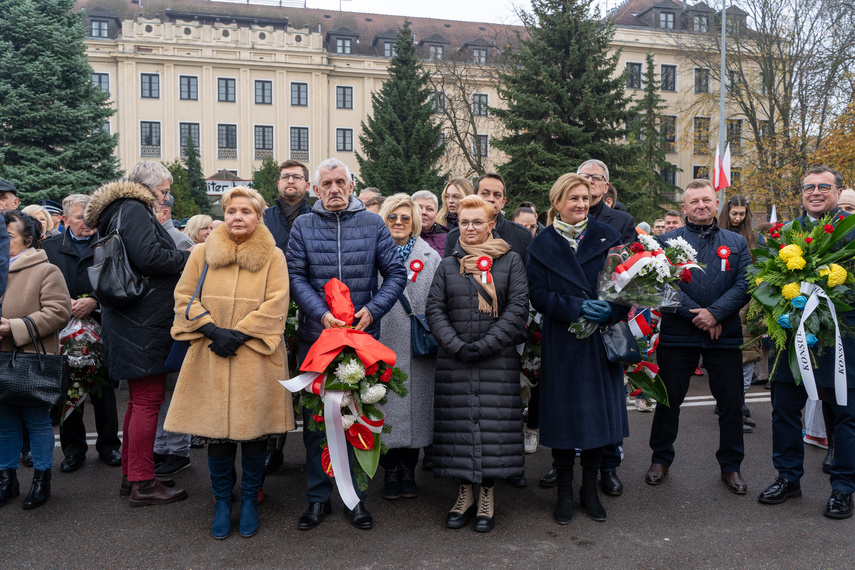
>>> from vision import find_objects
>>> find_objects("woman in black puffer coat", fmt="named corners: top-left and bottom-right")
top-left (426, 195), bottom-right (529, 534)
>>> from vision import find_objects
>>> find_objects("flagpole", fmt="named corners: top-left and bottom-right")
top-left (718, 0), bottom-right (727, 212)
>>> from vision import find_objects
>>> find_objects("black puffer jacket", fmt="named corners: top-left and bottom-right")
top-left (84, 180), bottom-right (190, 381)
top-left (426, 243), bottom-right (529, 483)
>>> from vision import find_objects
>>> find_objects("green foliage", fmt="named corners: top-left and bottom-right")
top-left (163, 160), bottom-right (201, 220)
top-left (0, 0), bottom-right (121, 203)
top-left (492, 0), bottom-right (635, 213)
top-left (356, 21), bottom-right (445, 194)
top-left (252, 155), bottom-right (280, 206)
top-left (182, 136), bottom-right (209, 212)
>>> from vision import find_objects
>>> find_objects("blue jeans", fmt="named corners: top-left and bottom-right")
top-left (0, 404), bottom-right (54, 470)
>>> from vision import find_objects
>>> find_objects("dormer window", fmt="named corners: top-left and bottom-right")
top-left (472, 48), bottom-right (487, 64)
top-left (383, 41), bottom-right (396, 58)
top-left (90, 19), bottom-right (109, 38)
top-left (336, 38), bottom-right (352, 54)
top-left (429, 45), bottom-right (443, 60)
top-left (693, 14), bottom-right (709, 32)
top-left (659, 12), bottom-right (675, 29)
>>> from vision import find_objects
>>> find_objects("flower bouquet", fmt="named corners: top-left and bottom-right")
top-left (747, 213), bottom-right (855, 404)
top-left (570, 235), bottom-right (704, 338)
top-left (519, 306), bottom-right (542, 405)
top-left (624, 310), bottom-right (669, 406)
top-left (280, 279), bottom-right (408, 508)
top-left (59, 315), bottom-right (110, 422)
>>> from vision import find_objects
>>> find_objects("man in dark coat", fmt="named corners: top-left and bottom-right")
top-left (263, 159), bottom-right (312, 254)
top-left (645, 179), bottom-right (751, 495)
top-left (444, 173), bottom-right (532, 264)
top-left (577, 160), bottom-right (637, 245)
top-left (286, 158), bottom-right (407, 531)
top-left (758, 165), bottom-right (855, 519)
top-left (43, 195), bottom-right (122, 474)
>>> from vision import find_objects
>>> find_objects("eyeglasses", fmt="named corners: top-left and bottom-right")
top-left (387, 214), bottom-right (411, 223)
top-left (802, 183), bottom-right (834, 195)
top-left (580, 173), bottom-right (606, 182)
top-left (459, 220), bottom-right (486, 229)
top-left (280, 174), bottom-right (305, 181)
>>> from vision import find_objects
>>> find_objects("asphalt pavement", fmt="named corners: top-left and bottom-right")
top-left (3, 377), bottom-right (852, 569)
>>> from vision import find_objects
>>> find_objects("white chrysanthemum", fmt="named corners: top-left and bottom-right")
top-left (522, 356), bottom-right (541, 370)
top-left (665, 237), bottom-right (698, 263)
top-left (637, 234), bottom-right (660, 251)
top-left (335, 359), bottom-right (365, 385)
top-left (339, 391), bottom-right (355, 408)
top-left (361, 383), bottom-right (386, 404)
top-left (341, 415), bottom-right (358, 430)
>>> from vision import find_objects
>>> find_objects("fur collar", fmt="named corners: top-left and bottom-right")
top-left (85, 179), bottom-right (156, 228)
top-left (204, 222), bottom-right (276, 272)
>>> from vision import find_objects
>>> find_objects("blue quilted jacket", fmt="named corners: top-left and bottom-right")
top-left (286, 196), bottom-right (407, 344)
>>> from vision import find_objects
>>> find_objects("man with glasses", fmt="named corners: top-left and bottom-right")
top-left (264, 160), bottom-right (313, 253)
top-left (759, 165), bottom-right (855, 519)
top-left (577, 160), bottom-right (637, 245)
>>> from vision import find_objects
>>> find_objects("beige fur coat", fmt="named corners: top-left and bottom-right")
top-left (164, 223), bottom-right (294, 440)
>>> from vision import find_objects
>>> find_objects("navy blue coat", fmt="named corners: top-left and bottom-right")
top-left (0, 222), bottom-right (8, 316)
top-left (527, 220), bottom-right (630, 450)
top-left (656, 221), bottom-right (750, 349)
top-left (286, 196), bottom-right (407, 345)
top-left (263, 197), bottom-right (311, 254)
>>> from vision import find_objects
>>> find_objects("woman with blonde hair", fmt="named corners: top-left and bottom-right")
top-left (184, 214), bottom-right (214, 244)
top-left (436, 178), bottom-right (474, 228)
top-left (20, 205), bottom-right (54, 238)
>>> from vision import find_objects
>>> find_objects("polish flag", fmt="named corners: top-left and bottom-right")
top-left (714, 143), bottom-right (731, 192)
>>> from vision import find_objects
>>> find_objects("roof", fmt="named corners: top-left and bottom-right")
top-left (207, 169), bottom-right (243, 181)
top-left (608, 0), bottom-right (716, 28)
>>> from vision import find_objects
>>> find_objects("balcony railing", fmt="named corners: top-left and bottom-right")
top-left (218, 147), bottom-right (237, 160)
top-left (140, 145), bottom-right (161, 158)
top-left (290, 149), bottom-right (309, 161)
top-left (255, 149), bottom-right (273, 160)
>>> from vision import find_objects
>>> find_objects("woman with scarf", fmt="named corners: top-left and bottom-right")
top-left (426, 194), bottom-right (529, 533)
top-left (377, 194), bottom-right (441, 501)
top-left (526, 173), bottom-right (630, 525)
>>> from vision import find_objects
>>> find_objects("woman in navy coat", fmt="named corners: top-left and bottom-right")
top-left (527, 173), bottom-right (630, 525)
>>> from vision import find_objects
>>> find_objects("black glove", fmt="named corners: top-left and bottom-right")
top-left (457, 343), bottom-right (481, 363)
top-left (204, 326), bottom-right (248, 358)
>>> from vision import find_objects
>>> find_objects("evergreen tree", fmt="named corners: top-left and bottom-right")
top-left (164, 160), bottom-right (200, 220)
top-left (252, 155), bottom-right (280, 207)
top-left (492, 0), bottom-right (634, 212)
top-left (0, 0), bottom-right (120, 203)
top-left (183, 136), bottom-right (209, 211)
top-left (356, 21), bottom-right (444, 194)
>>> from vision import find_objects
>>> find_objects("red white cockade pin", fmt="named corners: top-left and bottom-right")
top-left (477, 256), bottom-right (493, 284)
top-left (409, 259), bottom-right (424, 282)
top-left (716, 245), bottom-right (731, 271)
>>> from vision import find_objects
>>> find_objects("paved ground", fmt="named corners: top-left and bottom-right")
top-left (3, 379), bottom-right (852, 569)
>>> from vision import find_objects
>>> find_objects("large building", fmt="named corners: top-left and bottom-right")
top-left (77, 0), bottom-right (749, 198)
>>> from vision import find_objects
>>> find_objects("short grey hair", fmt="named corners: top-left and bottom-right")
top-left (577, 159), bottom-right (610, 182)
top-left (411, 190), bottom-right (438, 210)
top-left (128, 160), bottom-right (173, 192)
top-left (313, 158), bottom-right (352, 188)
top-left (62, 194), bottom-right (91, 217)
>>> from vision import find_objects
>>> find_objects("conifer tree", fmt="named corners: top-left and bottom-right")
top-left (251, 155), bottom-right (280, 207)
top-left (183, 136), bottom-right (210, 212)
top-left (0, 0), bottom-right (120, 203)
top-left (356, 22), bottom-right (444, 194)
top-left (164, 160), bottom-right (200, 220)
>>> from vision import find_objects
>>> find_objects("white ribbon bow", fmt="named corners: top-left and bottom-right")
top-left (794, 282), bottom-right (847, 406)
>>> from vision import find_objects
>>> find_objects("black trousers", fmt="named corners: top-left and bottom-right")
top-left (649, 346), bottom-right (744, 471)
top-left (59, 385), bottom-right (121, 457)
top-left (379, 447), bottom-right (419, 470)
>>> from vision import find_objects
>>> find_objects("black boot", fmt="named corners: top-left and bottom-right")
top-left (579, 448), bottom-right (606, 522)
top-left (399, 464), bottom-right (419, 498)
top-left (0, 469), bottom-right (20, 507)
top-left (382, 465), bottom-right (401, 500)
top-left (554, 463), bottom-right (574, 525)
top-left (22, 469), bottom-right (51, 510)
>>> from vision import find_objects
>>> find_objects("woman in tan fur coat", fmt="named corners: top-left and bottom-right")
top-left (165, 186), bottom-right (293, 540)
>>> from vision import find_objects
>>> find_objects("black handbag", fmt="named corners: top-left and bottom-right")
top-left (399, 293), bottom-right (438, 358)
top-left (600, 322), bottom-right (642, 365)
top-left (165, 263), bottom-right (210, 372)
top-left (0, 316), bottom-right (69, 407)
top-left (88, 203), bottom-right (149, 308)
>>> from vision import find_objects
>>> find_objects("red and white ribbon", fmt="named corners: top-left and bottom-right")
top-left (716, 246), bottom-right (731, 271)
top-left (614, 249), bottom-right (669, 292)
top-left (629, 361), bottom-right (660, 378)
top-left (409, 259), bottom-right (424, 282)
top-left (477, 256), bottom-right (493, 284)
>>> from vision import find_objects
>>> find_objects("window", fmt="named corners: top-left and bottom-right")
top-left (626, 62), bottom-right (643, 89)
top-left (693, 116), bottom-right (711, 155)
top-left (731, 167), bottom-right (742, 188)
top-left (726, 118), bottom-right (743, 153)
top-left (383, 42), bottom-right (396, 58)
top-left (693, 165), bottom-right (710, 180)
top-left (694, 68), bottom-right (710, 94)
top-left (472, 94), bottom-right (489, 116)
top-left (659, 12), bottom-right (675, 29)
top-left (661, 116), bottom-right (677, 154)
top-left (693, 14), bottom-right (708, 32)
top-left (179, 76), bottom-right (198, 101)
top-left (728, 70), bottom-right (743, 95)
top-left (660, 164), bottom-right (677, 186)
top-left (291, 82), bottom-right (308, 106)
top-left (90, 19), bottom-right (109, 38)
top-left (140, 122), bottom-right (161, 157)
top-left (218, 124), bottom-right (237, 160)
top-left (335, 38), bottom-right (352, 54)
top-left (91, 73), bottom-right (109, 93)
top-left (661, 65), bottom-right (676, 92)
top-left (254, 125), bottom-right (274, 159)
top-left (472, 48), bottom-right (487, 65)
top-left (140, 74), bottom-right (159, 99)
top-left (429, 45), bottom-right (443, 60)
top-left (474, 134), bottom-right (489, 157)
top-left (255, 80), bottom-right (272, 105)
top-left (218, 78), bottom-right (236, 102)
top-left (758, 119), bottom-right (772, 142)
top-left (336, 128), bottom-right (353, 152)
top-left (179, 122), bottom-right (200, 158)
top-left (439, 132), bottom-right (448, 154)
top-left (431, 91), bottom-right (446, 114)
top-left (336, 86), bottom-right (353, 109)
top-left (290, 127), bottom-right (309, 160)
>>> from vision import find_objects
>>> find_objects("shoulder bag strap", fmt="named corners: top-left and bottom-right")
top-left (398, 291), bottom-right (414, 316)
top-left (185, 263), bottom-right (210, 322)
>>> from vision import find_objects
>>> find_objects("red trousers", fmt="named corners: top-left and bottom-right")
top-left (122, 374), bottom-right (166, 481)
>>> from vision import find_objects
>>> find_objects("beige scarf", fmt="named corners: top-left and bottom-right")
top-left (458, 236), bottom-right (510, 316)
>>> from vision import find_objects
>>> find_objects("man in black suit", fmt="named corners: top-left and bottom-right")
top-left (42, 194), bottom-right (121, 473)
top-left (577, 160), bottom-right (637, 245)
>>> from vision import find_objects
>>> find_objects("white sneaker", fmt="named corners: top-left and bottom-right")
top-left (524, 428), bottom-right (538, 454)
top-left (634, 398), bottom-right (654, 413)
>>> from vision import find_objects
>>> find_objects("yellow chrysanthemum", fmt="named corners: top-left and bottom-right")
top-left (786, 256), bottom-right (807, 271)
top-left (781, 282), bottom-right (801, 300)
top-left (819, 264), bottom-right (848, 287)
top-left (779, 244), bottom-right (804, 262)
top-left (755, 277), bottom-right (763, 286)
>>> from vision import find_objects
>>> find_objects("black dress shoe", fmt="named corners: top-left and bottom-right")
top-left (264, 448), bottom-right (284, 476)
top-left (758, 477), bottom-right (801, 505)
top-left (721, 472), bottom-right (748, 495)
top-left (505, 475), bottom-right (527, 488)
top-left (344, 501), bottom-right (373, 530)
top-left (743, 416), bottom-right (756, 427)
top-left (600, 471), bottom-right (624, 496)
top-left (297, 501), bottom-right (331, 530)
top-left (99, 450), bottom-right (122, 467)
top-left (60, 454), bottom-right (86, 473)
top-left (823, 489), bottom-right (853, 519)
top-left (155, 455), bottom-right (190, 476)
top-left (645, 463), bottom-right (669, 485)
top-left (539, 466), bottom-right (558, 488)
top-left (822, 443), bottom-right (834, 474)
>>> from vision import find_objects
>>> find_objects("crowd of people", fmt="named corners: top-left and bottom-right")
top-left (0, 157), bottom-right (853, 540)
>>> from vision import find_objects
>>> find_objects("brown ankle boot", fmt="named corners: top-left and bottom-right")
top-left (128, 478), bottom-right (188, 507)
top-left (120, 474), bottom-right (176, 496)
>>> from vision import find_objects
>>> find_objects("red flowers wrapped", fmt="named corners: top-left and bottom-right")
top-left (824, 224), bottom-right (835, 234)
top-left (630, 242), bottom-right (645, 253)
top-left (346, 424), bottom-right (375, 451)
top-left (379, 368), bottom-right (393, 383)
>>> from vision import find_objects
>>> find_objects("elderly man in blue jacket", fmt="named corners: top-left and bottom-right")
top-left (286, 158), bottom-right (407, 531)
top-left (646, 179), bottom-right (752, 495)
